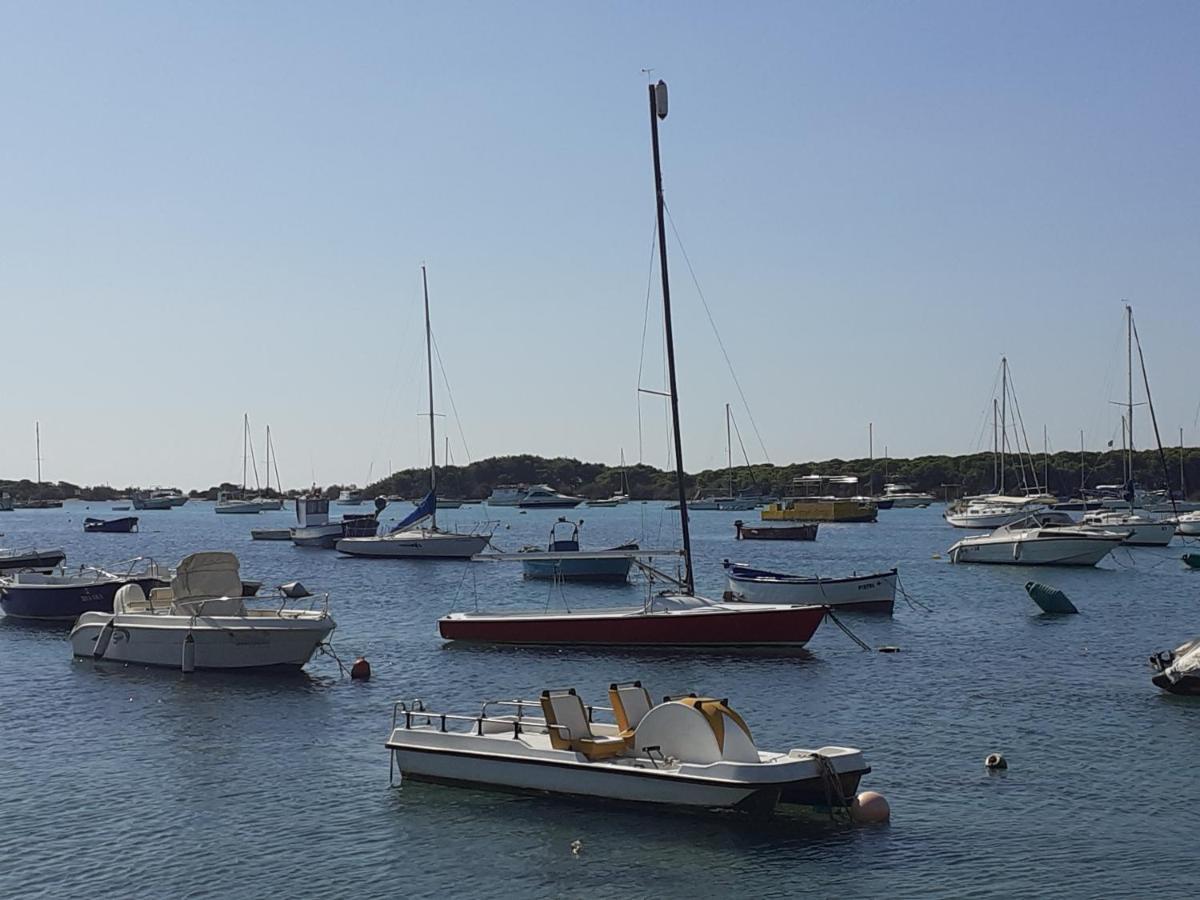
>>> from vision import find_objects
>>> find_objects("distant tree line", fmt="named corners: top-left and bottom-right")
top-left (4, 446), bottom-right (1197, 502)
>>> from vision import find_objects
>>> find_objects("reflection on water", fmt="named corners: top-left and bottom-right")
top-left (1, 500), bottom-right (1197, 897)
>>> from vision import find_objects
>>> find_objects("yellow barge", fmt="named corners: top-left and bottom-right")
top-left (762, 475), bottom-right (878, 523)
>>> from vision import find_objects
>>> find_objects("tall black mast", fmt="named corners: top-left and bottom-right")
top-left (648, 80), bottom-right (694, 594)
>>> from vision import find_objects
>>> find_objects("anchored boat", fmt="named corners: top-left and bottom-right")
top-left (386, 681), bottom-right (881, 817)
top-left (1, 558), bottom-right (169, 621)
top-left (723, 563), bottom-right (897, 613)
top-left (1150, 638), bottom-right (1200, 695)
top-left (0, 547), bottom-right (66, 575)
top-left (518, 518), bottom-right (637, 583)
top-left (69, 552), bottom-right (334, 670)
top-left (948, 511), bottom-right (1125, 566)
top-left (84, 516), bottom-right (139, 533)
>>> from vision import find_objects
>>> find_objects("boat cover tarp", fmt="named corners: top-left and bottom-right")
top-left (1164, 640), bottom-right (1200, 683)
top-left (171, 552), bottom-right (243, 611)
top-left (391, 492), bottom-right (436, 532)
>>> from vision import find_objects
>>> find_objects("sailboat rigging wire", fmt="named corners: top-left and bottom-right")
top-left (246, 421), bottom-right (263, 491)
top-left (1003, 367), bottom-right (1036, 492)
top-left (1131, 315), bottom-right (1178, 518)
top-left (728, 409), bottom-right (762, 491)
top-left (662, 202), bottom-right (771, 464)
top-left (636, 221), bottom-right (661, 465)
top-left (430, 330), bottom-right (473, 464)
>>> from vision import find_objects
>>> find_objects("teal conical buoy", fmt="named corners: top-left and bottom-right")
top-left (1183, 552), bottom-right (1200, 570)
top-left (1025, 581), bottom-right (1078, 614)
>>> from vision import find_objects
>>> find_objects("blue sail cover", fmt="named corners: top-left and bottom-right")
top-left (390, 492), bottom-right (436, 532)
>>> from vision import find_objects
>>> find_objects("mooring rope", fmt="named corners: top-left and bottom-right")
top-left (823, 607), bottom-right (873, 652)
top-left (895, 573), bottom-right (931, 611)
top-left (318, 641), bottom-right (350, 678)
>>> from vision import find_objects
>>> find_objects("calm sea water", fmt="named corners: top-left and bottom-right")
top-left (1, 500), bottom-right (1197, 898)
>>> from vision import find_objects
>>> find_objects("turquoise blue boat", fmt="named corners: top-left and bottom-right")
top-left (520, 519), bottom-right (637, 583)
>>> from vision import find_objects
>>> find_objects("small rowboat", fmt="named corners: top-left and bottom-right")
top-left (84, 516), bottom-right (139, 533)
top-left (734, 520), bottom-right (818, 541)
top-left (723, 562), bottom-right (897, 613)
top-left (250, 528), bottom-right (292, 541)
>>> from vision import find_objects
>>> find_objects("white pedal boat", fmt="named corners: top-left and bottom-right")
top-left (69, 551), bottom-right (335, 671)
top-left (386, 682), bottom-right (885, 818)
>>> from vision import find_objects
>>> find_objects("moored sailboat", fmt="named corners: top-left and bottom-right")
top-left (336, 266), bottom-right (492, 560)
top-left (438, 80), bottom-right (828, 649)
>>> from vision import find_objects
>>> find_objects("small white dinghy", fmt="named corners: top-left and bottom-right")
top-left (69, 552), bottom-right (335, 671)
top-left (386, 681), bottom-right (886, 819)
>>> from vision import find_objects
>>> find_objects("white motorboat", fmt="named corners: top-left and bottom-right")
top-left (484, 484), bottom-right (527, 506)
top-left (1174, 511), bottom-right (1200, 536)
top-left (289, 495), bottom-right (368, 548)
top-left (68, 552), bottom-right (335, 671)
top-left (335, 267), bottom-right (492, 560)
top-left (517, 484), bottom-right (584, 508)
top-left (386, 681), bottom-right (881, 817)
top-left (723, 563), bottom-right (897, 613)
top-left (0, 492), bottom-right (12, 512)
top-left (881, 483), bottom-right (935, 508)
top-left (337, 487), bottom-right (364, 506)
top-left (131, 491), bottom-right (174, 510)
top-left (948, 511), bottom-right (1125, 566)
top-left (1080, 510), bottom-right (1174, 547)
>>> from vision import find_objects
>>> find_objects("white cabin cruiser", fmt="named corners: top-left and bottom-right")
top-left (948, 511), bottom-right (1125, 566)
top-left (1080, 510), bottom-right (1174, 547)
top-left (337, 487), bottom-right (364, 506)
top-left (517, 484), bottom-right (584, 508)
top-left (387, 681), bottom-right (882, 818)
top-left (484, 484), bottom-right (527, 506)
top-left (881, 483), bottom-right (935, 508)
top-left (68, 552), bottom-right (335, 671)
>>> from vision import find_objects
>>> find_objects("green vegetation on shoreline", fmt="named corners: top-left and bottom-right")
top-left (4, 446), bottom-right (1196, 503)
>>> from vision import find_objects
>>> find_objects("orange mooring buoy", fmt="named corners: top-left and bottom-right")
top-left (350, 657), bottom-right (371, 681)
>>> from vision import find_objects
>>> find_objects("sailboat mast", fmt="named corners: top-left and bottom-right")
top-left (992, 399), bottom-right (998, 491)
top-left (242, 413), bottom-right (248, 492)
top-left (1182, 427), bottom-right (1187, 500)
top-left (648, 79), bottom-right (693, 594)
top-left (1126, 303), bottom-right (1134, 490)
top-left (1080, 430), bottom-right (1085, 495)
top-left (726, 403), bottom-right (733, 497)
top-left (422, 264), bottom-right (437, 531)
top-left (265, 426), bottom-right (271, 494)
top-left (1000, 358), bottom-right (1008, 495)
top-left (869, 422), bottom-right (874, 496)
top-left (35, 421), bottom-right (42, 484)
top-left (1043, 425), bottom-right (1048, 494)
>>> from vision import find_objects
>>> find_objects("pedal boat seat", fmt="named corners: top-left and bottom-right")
top-left (609, 681), bottom-right (653, 741)
top-left (540, 689), bottom-right (626, 761)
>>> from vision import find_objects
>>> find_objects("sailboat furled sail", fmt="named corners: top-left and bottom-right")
top-left (391, 491), bottom-right (437, 533)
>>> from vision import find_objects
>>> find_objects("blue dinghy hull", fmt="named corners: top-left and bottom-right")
top-left (0, 576), bottom-right (168, 621)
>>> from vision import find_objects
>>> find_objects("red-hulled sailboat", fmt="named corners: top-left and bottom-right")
top-left (438, 81), bottom-right (827, 649)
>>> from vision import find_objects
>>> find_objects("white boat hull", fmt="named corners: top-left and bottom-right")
top-left (949, 534), bottom-right (1121, 566)
top-left (337, 530), bottom-right (489, 559)
top-left (216, 500), bottom-right (280, 514)
top-left (388, 728), bottom-right (867, 811)
top-left (69, 611), bottom-right (334, 669)
top-left (726, 569), bottom-right (896, 611)
top-left (291, 523), bottom-right (345, 548)
top-left (1176, 517), bottom-right (1200, 537)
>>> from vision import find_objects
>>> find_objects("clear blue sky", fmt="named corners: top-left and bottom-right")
top-left (2, 2), bottom-right (1198, 489)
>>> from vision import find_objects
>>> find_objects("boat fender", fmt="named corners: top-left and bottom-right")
top-left (850, 791), bottom-right (890, 824)
top-left (93, 619), bottom-right (116, 659)
top-left (182, 633), bottom-right (195, 673)
top-left (985, 752), bottom-right (1007, 770)
top-left (351, 657), bottom-right (371, 681)
top-left (1012, 542), bottom-right (1022, 561)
